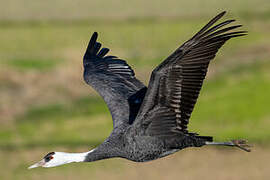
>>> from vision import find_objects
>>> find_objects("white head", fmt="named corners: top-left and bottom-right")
top-left (28, 151), bottom-right (89, 169)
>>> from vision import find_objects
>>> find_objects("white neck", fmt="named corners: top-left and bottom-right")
top-left (60, 152), bottom-right (88, 163)
top-left (55, 149), bottom-right (95, 164)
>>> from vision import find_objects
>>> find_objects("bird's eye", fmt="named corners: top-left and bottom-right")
top-left (45, 157), bottom-right (51, 162)
top-left (44, 155), bottom-right (54, 162)
top-left (43, 152), bottom-right (55, 162)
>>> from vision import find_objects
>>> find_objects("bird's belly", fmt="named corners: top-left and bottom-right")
top-left (124, 147), bottom-right (179, 162)
top-left (122, 136), bottom-right (173, 162)
top-left (124, 149), bottom-right (163, 162)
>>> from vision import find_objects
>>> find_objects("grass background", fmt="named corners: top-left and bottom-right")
top-left (0, 0), bottom-right (270, 179)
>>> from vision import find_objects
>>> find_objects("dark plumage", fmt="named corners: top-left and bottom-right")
top-left (29, 12), bottom-right (251, 169)
top-left (82, 11), bottom-right (250, 163)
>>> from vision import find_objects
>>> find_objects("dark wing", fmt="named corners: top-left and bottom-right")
top-left (83, 32), bottom-right (147, 128)
top-left (133, 11), bottom-right (246, 137)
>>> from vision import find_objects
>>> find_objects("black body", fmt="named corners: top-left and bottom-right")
top-left (82, 11), bottom-right (246, 162)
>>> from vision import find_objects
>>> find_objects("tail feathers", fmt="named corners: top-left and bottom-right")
top-left (196, 135), bottom-right (213, 142)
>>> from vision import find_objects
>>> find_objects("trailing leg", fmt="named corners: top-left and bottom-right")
top-left (205, 139), bottom-right (251, 152)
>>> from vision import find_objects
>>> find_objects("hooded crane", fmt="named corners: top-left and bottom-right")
top-left (29, 11), bottom-right (250, 169)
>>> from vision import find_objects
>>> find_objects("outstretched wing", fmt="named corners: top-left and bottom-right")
top-left (83, 32), bottom-right (147, 128)
top-left (134, 11), bottom-right (246, 137)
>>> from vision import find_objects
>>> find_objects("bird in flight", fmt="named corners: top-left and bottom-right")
top-left (29, 11), bottom-right (250, 169)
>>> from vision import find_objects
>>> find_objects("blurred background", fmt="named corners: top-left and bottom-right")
top-left (0, 0), bottom-right (270, 179)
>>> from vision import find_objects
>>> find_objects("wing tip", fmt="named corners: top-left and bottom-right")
top-left (212, 11), bottom-right (227, 22)
top-left (190, 11), bottom-right (227, 41)
top-left (220, 11), bottom-right (226, 16)
top-left (85, 32), bottom-right (99, 55)
top-left (93, 31), bottom-right (98, 38)
top-left (214, 11), bottom-right (227, 22)
top-left (90, 32), bottom-right (98, 45)
top-left (83, 31), bottom-right (99, 62)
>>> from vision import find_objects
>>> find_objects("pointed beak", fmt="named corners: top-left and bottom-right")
top-left (28, 159), bottom-right (45, 169)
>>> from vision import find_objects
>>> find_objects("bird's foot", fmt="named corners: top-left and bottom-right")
top-left (231, 139), bottom-right (252, 152)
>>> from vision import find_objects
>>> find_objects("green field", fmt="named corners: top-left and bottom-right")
top-left (0, 0), bottom-right (270, 179)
